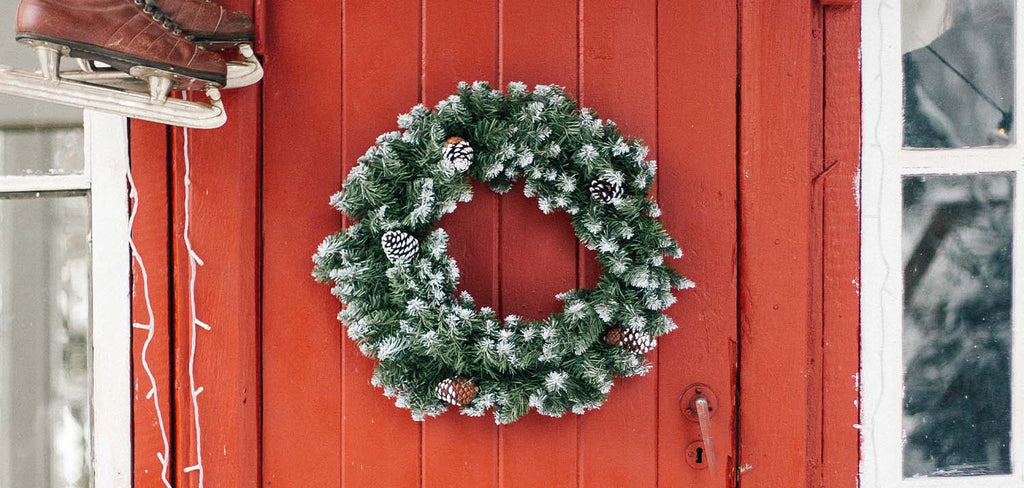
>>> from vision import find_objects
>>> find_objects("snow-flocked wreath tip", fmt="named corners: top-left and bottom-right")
top-left (313, 80), bottom-right (694, 424)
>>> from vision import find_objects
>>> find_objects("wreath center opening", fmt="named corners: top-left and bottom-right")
top-left (442, 181), bottom-right (601, 322)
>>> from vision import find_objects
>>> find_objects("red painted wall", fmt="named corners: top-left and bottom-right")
top-left (129, 1), bottom-right (861, 487)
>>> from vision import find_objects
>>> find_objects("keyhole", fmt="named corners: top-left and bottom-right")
top-left (684, 441), bottom-right (708, 470)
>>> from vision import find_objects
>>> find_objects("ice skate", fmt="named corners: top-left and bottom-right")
top-left (148, 0), bottom-right (263, 88)
top-left (68, 0), bottom-right (263, 89)
top-left (0, 0), bottom-right (228, 129)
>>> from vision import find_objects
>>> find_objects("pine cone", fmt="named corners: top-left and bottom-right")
top-left (381, 230), bottom-right (419, 263)
top-left (589, 177), bottom-right (623, 204)
top-left (436, 377), bottom-right (479, 406)
top-left (604, 327), bottom-right (657, 354)
top-left (442, 136), bottom-right (474, 172)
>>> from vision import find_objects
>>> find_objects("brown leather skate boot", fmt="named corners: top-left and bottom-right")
top-left (15, 0), bottom-right (227, 89)
top-left (147, 0), bottom-right (254, 49)
top-left (148, 0), bottom-right (261, 89)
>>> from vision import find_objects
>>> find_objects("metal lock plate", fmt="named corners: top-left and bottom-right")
top-left (684, 440), bottom-right (709, 470)
top-left (679, 383), bottom-right (719, 421)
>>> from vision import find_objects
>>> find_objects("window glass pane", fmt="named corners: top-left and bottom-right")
top-left (0, 0), bottom-right (82, 171)
top-left (0, 129), bottom-right (84, 176)
top-left (902, 173), bottom-right (1013, 478)
top-left (903, 0), bottom-right (1015, 148)
top-left (0, 194), bottom-right (91, 488)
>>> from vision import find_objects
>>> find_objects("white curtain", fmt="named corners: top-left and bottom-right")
top-left (903, 0), bottom-right (954, 53)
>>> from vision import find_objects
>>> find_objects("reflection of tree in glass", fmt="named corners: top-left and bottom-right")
top-left (902, 174), bottom-right (1013, 478)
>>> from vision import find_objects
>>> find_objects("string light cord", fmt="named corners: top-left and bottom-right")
top-left (181, 127), bottom-right (208, 487)
top-left (128, 169), bottom-right (173, 488)
top-left (923, 44), bottom-right (1013, 132)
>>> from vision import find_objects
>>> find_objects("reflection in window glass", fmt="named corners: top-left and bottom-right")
top-left (0, 195), bottom-right (91, 488)
top-left (903, 173), bottom-right (1013, 478)
top-left (0, 0), bottom-right (81, 128)
top-left (903, 0), bottom-right (1015, 148)
top-left (0, 0), bottom-right (91, 485)
top-left (0, 129), bottom-right (84, 177)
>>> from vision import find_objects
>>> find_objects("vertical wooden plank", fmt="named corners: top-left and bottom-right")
top-left (171, 1), bottom-right (262, 483)
top-left (260, 0), bottom-right (343, 486)
top-left (421, 0), bottom-right (500, 486)
top-left (821, 4), bottom-right (861, 487)
top-left (809, 5), bottom-right (826, 486)
top-left (657, 0), bottom-right (740, 484)
top-left (577, 1), bottom-right (659, 486)
top-left (738, 0), bottom-right (820, 486)
top-left (130, 121), bottom-right (175, 488)
top-left (497, 1), bottom-right (579, 487)
top-left (171, 86), bottom-right (261, 488)
top-left (340, 1), bottom-right (423, 487)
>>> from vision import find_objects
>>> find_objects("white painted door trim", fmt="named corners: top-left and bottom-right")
top-left (85, 111), bottom-right (130, 488)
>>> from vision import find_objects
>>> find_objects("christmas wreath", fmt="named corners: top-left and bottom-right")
top-left (313, 81), bottom-right (693, 424)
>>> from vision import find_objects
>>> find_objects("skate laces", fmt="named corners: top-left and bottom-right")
top-left (134, 0), bottom-right (184, 35)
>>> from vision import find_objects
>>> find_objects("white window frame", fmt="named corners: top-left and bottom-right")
top-left (862, 1), bottom-right (1024, 487)
top-left (0, 111), bottom-right (130, 487)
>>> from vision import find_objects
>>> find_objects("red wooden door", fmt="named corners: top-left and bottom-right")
top-left (127, 0), bottom-right (862, 487)
top-left (259, 1), bottom-right (738, 486)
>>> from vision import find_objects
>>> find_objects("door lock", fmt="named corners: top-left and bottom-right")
top-left (680, 383), bottom-right (718, 475)
top-left (684, 440), bottom-right (710, 470)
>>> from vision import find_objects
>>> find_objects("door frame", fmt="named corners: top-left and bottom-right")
top-left (736, 1), bottom-right (861, 486)
top-left (88, 111), bottom-right (132, 487)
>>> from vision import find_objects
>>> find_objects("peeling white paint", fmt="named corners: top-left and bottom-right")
top-left (854, 164), bottom-right (862, 209)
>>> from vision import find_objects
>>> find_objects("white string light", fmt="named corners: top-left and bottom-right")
top-left (181, 127), bottom-right (208, 487)
top-left (127, 169), bottom-right (173, 488)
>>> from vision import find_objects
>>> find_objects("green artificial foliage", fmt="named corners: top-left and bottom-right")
top-left (313, 81), bottom-right (693, 424)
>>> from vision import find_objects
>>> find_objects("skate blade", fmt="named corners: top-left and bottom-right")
top-left (0, 65), bottom-right (226, 129)
top-left (128, 66), bottom-right (217, 93)
top-left (224, 45), bottom-right (263, 89)
top-left (224, 60), bottom-right (262, 89)
top-left (16, 34), bottom-right (226, 88)
top-left (59, 62), bottom-right (261, 92)
top-left (59, 44), bottom-right (262, 91)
